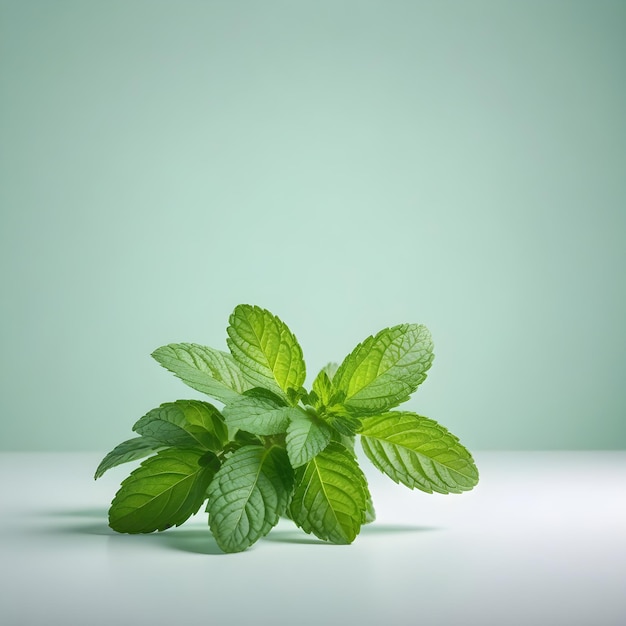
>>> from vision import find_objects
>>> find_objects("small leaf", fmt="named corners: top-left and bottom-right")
top-left (207, 445), bottom-right (294, 553)
top-left (285, 414), bottom-right (332, 467)
top-left (152, 343), bottom-right (251, 404)
top-left (289, 442), bottom-right (370, 544)
top-left (226, 304), bottom-right (306, 402)
top-left (132, 400), bottom-right (228, 451)
top-left (312, 368), bottom-right (333, 407)
top-left (108, 448), bottom-right (217, 533)
top-left (95, 437), bottom-right (161, 479)
top-left (286, 386), bottom-right (307, 406)
top-left (222, 393), bottom-right (306, 436)
top-left (324, 408), bottom-right (362, 437)
top-left (301, 389), bottom-right (319, 407)
top-left (332, 324), bottom-right (434, 414)
top-left (322, 362), bottom-right (339, 381)
top-left (359, 411), bottom-right (479, 494)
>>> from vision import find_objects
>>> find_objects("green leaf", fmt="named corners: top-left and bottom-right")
top-left (285, 414), bottom-right (332, 467)
top-left (222, 393), bottom-right (306, 436)
top-left (94, 437), bottom-right (161, 480)
top-left (233, 429), bottom-right (263, 447)
top-left (207, 445), bottom-right (293, 553)
top-left (108, 448), bottom-right (217, 533)
top-left (322, 362), bottom-right (339, 380)
top-left (332, 324), bottom-right (434, 414)
top-left (311, 362), bottom-right (343, 410)
top-left (330, 430), bottom-right (356, 450)
top-left (301, 389), bottom-right (319, 407)
top-left (359, 411), bottom-right (479, 494)
top-left (324, 407), bottom-right (362, 437)
top-left (312, 369), bottom-right (333, 407)
top-left (286, 386), bottom-right (307, 406)
top-left (132, 400), bottom-right (228, 452)
top-left (289, 442), bottom-right (370, 544)
top-left (226, 304), bottom-right (306, 402)
top-left (152, 343), bottom-right (251, 404)
top-left (363, 489), bottom-right (376, 524)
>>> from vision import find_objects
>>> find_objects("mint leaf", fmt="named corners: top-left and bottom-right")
top-left (312, 369), bottom-right (333, 407)
top-left (312, 362), bottom-right (339, 405)
top-left (322, 362), bottom-right (339, 380)
top-left (359, 411), bottom-right (479, 494)
top-left (363, 490), bottom-right (376, 524)
top-left (332, 324), bottom-right (434, 414)
top-left (108, 448), bottom-right (217, 533)
top-left (289, 442), bottom-right (370, 544)
top-left (132, 400), bottom-right (228, 452)
top-left (222, 393), bottom-right (306, 436)
top-left (207, 445), bottom-right (293, 553)
top-left (286, 386), bottom-right (307, 406)
top-left (285, 414), bottom-right (332, 467)
top-left (226, 305), bottom-right (306, 403)
top-left (330, 430), bottom-right (356, 450)
top-left (152, 343), bottom-right (251, 403)
top-left (95, 437), bottom-right (161, 479)
top-left (324, 407), bottom-right (362, 437)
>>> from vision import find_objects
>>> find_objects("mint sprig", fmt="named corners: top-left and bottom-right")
top-left (96, 304), bottom-right (479, 553)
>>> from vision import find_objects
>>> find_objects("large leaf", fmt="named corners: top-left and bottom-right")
top-left (207, 445), bottom-right (293, 553)
top-left (285, 414), bottom-right (332, 467)
top-left (132, 400), bottom-right (228, 451)
top-left (108, 448), bottom-right (218, 533)
top-left (226, 305), bottom-right (306, 402)
top-left (332, 324), bottom-right (434, 414)
top-left (222, 391), bottom-right (306, 436)
top-left (359, 411), bottom-right (479, 494)
top-left (94, 437), bottom-right (161, 479)
top-left (289, 442), bottom-right (370, 544)
top-left (152, 343), bottom-right (251, 403)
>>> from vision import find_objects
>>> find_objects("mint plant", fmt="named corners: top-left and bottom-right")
top-left (96, 304), bottom-right (479, 552)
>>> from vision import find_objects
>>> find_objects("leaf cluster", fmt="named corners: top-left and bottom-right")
top-left (96, 305), bottom-right (479, 552)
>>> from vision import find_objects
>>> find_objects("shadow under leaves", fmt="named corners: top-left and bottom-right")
top-left (360, 523), bottom-right (442, 534)
top-left (262, 529), bottom-right (328, 545)
top-left (33, 508), bottom-right (442, 553)
top-left (151, 528), bottom-right (225, 556)
top-left (36, 507), bottom-right (109, 519)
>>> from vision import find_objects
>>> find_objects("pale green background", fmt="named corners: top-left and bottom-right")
top-left (1, 0), bottom-right (624, 451)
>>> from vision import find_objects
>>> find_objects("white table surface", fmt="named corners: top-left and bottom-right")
top-left (1, 451), bottom-right (625, 626)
